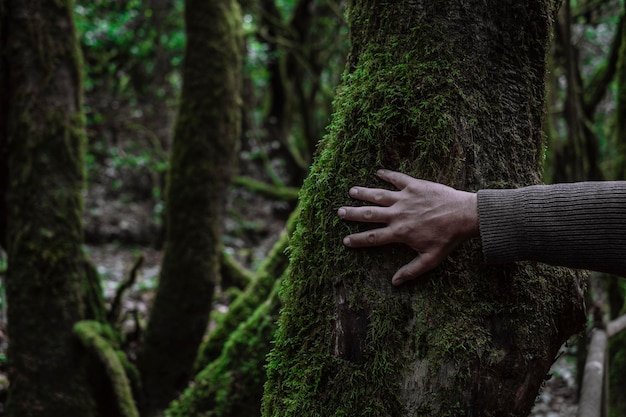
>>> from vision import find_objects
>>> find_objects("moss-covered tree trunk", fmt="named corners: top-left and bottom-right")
top-left (137, 0), bottom-right (243, 414)
top-left (262, 1), bottom-right (586, 416)
top-left (2, 0), bottom-right (97, 415)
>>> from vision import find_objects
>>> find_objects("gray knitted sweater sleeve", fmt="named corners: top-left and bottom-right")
top-left (477, 182), bottom-right (626, 276)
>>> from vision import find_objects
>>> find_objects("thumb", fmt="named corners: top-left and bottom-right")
top-left (391, 253), bottom-right (438, 286)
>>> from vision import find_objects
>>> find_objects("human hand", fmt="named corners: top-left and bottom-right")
top-left (337, 169), bottom-right (479, 286)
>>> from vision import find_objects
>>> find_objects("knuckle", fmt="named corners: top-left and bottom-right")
top-left (363, 208), bottom-right (374, 220)
top-left (366, 232), bottom-right (377, 244)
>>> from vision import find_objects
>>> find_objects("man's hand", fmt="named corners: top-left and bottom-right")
top-left (337, 169), bottom-right (479, 286)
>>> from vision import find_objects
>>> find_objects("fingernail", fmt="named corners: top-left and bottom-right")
top-left (337, 208), bottom-right (346, 218)
top-left (343, 237), bottom-right (351, 246)
top-left (377, 169), bottom-right (387, 176)
top-left (349, 187), bottom-right (358, 196)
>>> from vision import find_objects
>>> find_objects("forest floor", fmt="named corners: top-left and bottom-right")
top-left (85, 240), bottom-right (581, 417)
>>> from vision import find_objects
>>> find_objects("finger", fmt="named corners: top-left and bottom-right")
top-left (342, 227), bottom-right (396, 248)
top-left (348, 186), bottom-right (397, 206)
top-left (337, 206), bottom-right (392, 223)
top-left (377, 169), bottom-right (414, 190)
top-left (391, 253), bottom-right (438, 286)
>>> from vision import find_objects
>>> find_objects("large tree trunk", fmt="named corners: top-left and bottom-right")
top-left (262, 1), bottom-right (586, 416)
top-left (2, 0), bottom-right (97, 415)
top-left (137, 0), bottom-right (243, 413)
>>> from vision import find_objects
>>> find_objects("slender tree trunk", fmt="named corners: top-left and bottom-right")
top-left (137, 0), bottom-right (243, 413)
top-left (2, 0), bottom-right (97, 415)
top-left (551, 0), bottom-right (603, 183)
top-left (616, 6), bottom-right (626, 180)
top-left (262, 1), bottom-right (586, 416)
top-left (0, 0), bottom-right (7, 249)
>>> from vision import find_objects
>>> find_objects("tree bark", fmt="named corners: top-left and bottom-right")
top-left (137, 0), bottom-right (243, 413)
top-left (2, 0), bottom-right (97, 415)
top-left (616, 6), bottom-right (626, 180)
top-left (262, 1), bottom-right (586, 416)
top-left (0, 0), bottom-right (7, 249)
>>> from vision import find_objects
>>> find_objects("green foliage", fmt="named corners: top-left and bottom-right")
top-left (74, 0), bottom-right (182, 224)
top-left (74, 0), bottom-right (184, 93)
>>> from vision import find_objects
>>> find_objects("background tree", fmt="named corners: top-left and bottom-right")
top-left (546, 0), bottom-right (623, 183)
top-left (136, 0), bottom-right (243, 413)
top-left (262, 1), bottom-right (586, 416)
top-left (0, 0), bottom-right (8, 249)
top-left (1, 0), bottom-right (99, 415)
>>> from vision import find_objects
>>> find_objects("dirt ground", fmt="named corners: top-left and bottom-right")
top-left (85, 240), bottom-right (580, 417)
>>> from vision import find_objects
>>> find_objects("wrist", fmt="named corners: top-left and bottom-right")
top-left (459, 191), bottom-right (479, 240)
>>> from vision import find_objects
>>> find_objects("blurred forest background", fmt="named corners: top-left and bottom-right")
top-left (1, 0), bottom-right (626, 415)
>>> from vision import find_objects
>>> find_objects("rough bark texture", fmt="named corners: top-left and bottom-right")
top-left (137, 0), bottom-right (243, 413)
top-left (2, 0), bottom-right (97, 415)
top-left (262, 2), bottom-right (586, 416)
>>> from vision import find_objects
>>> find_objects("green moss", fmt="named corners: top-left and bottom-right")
top-left (220, 250), bottom-right (255, 290)
top-left (231, 176), bottom-right (300, 202)
top-left (74, 321), bottom-right (139, 417)
top-left (194, 208), bottom-right (297, 372)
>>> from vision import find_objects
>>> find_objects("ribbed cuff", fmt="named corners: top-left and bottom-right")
top-left (477, 187), bottom-right (534, 264)
top-left (477, 182), bottom-right (626, 274)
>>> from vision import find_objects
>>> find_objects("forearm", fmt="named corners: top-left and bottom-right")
top-left (477, 182), bottom-right (626, 276)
